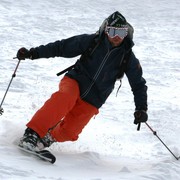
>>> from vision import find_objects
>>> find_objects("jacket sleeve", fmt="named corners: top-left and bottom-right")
top-left (125, 51), bottom-right (148, 111)
top-left (32, 34), bottom-right (96, 59)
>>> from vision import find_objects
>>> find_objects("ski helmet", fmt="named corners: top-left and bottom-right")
top-left (107, 11), bottom-right (127, 28)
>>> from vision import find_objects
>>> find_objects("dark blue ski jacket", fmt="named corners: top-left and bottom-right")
top-left (33, 33), bottom-right (147, 110)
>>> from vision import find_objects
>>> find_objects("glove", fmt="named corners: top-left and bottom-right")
top-left (134, 110), bottom-right (148, 125)
top-left (16, 47), bottom-right (31, 60)
top-left (16, 47), bottom-right (38, 60)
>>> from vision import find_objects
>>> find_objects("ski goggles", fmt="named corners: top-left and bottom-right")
top-left (106, 26), bottom-right (128, 39)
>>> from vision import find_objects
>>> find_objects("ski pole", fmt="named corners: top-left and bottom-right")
top-left (145, 122), bottom-right (180, 160)
top-left (0, 59), bottom-right (21, 115)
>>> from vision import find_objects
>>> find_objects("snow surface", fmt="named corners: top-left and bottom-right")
top-left (0, 0), bottom-right (180, 179)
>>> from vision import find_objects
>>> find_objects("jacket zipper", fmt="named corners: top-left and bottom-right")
top-left (81, 48), bottom-right (117, 99)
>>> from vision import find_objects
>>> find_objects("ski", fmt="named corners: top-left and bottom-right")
top-left (18, 145), bottom-right (56, 164)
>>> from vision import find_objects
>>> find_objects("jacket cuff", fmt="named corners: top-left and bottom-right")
top-left (135, 105), bottom-right (148, 111)
top-left (29, 48), bottom-right (39, 60)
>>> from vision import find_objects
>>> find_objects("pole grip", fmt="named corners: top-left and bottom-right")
top-left (137, 123), bottom-right (141, 131)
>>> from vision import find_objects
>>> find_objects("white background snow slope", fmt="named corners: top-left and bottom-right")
top-left (0, 0), bottom-right (180, 179)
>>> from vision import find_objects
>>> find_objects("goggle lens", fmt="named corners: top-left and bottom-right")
top-left (106, 26), bottom-right (128, 39)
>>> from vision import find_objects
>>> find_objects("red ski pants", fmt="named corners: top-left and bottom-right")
top-left (27, 76), bottom-right (99, 142)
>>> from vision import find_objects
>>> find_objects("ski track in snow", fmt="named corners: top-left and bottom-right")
top-left (0, 0), bottom-right (180, 179)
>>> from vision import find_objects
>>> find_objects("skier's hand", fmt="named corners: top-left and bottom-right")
top-left (134, 110), bottom-right (148, 125)
top-left (16, 47), bottom-right (31, 60)
top-left (16, 47), bottom-right (38, 60)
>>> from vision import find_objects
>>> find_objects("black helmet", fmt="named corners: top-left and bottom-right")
top-left (107, 11), bottom-right (127, 28)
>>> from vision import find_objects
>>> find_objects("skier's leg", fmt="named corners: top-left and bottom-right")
top-left (26, 76), bottom-right (80, 138)
top-left (50, 98), bottom-right (99, 142)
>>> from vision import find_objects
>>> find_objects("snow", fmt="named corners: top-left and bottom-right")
top-left (0, 0), bottom-right (180, 179)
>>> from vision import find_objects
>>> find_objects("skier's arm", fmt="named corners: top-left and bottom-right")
top-left (125, 51), bottom-right (148, 111)
top-left (34, 34), bottom-right (95, 59)
top-left (16, 34), bottom-right (96, 60)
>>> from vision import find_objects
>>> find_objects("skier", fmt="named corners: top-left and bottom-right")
top-left (16, 11), bottom-right (148, 151)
